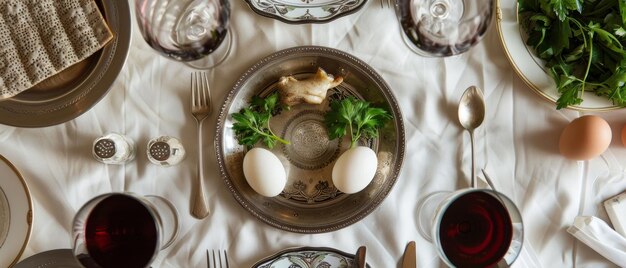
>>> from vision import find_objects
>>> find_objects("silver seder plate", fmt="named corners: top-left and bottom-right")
top-left (244, 0), bottom-right (368, 24)
top-left (216, 46), bottom-right (405, 233)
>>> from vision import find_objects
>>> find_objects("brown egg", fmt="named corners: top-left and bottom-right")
top-left (559, 115), bottom-right (612, 160)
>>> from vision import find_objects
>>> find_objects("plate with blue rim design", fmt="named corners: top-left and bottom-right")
top-left (252, 247), bottom-right (371, 268)
top-left (244, 0), bottom-right (368, 24)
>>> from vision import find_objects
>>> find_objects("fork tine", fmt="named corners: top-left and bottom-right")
top-left (224, 250), bottom-right (230, 268)
top-left (202, 72), bottom-right (212, 110)
top-left (191, 72), bottom-right (196, 107)
top-left (206, 249), bottom-right (210, 268)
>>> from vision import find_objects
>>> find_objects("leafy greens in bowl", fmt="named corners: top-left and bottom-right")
top-left (519, 0), bottom-right (626, 109)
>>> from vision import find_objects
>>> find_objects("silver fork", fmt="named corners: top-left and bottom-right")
top-left (191, 72), bottom-right (212, 219)
top-left (380, 0), bottom-right (392, 8)
top-left (207, 249), bottom-right (230, 268)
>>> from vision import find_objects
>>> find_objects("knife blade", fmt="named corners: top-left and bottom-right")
top-left (402, 241), bottom-right (416, 268)
top-left (356, 246), bottom-right (366, 268)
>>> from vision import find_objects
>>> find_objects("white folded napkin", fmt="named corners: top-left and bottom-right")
top-left (567, 216), bottom-right (626, 267)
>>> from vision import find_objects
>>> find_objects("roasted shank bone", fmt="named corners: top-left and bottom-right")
top-left (277, 68), bottom-right (344, 106)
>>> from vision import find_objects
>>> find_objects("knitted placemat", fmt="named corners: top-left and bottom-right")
top-left (0, 0), bottom-right (113, 99)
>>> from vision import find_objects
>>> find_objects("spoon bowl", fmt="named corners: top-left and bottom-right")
top-left (458, 86), bottom-right (486, 188)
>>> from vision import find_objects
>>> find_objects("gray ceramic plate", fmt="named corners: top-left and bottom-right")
top-left (13, 249), bottom-right (81, 268)
top-left (244, 0), bottom-right (368, 24)
top-left (252, 247), bottom-right (372, 268)
top-left (0, 0), bottom-right (131, 127)
top-left (216, 46), bottom-right (405, 233)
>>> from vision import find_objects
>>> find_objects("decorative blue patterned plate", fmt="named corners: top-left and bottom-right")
top-left (244, 0), bottom-right (368, 24)
top-left (252, 247), bottom-right (371, 268)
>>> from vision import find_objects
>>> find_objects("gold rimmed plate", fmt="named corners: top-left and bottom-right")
top-left (0, 155), bottom-right (33, 268)
top-left (216, 46), bottom-right (405, 233)
top-left (0, 0), bottom-right (131, 127)
top-left (496, 0), bottom-right (621, 111)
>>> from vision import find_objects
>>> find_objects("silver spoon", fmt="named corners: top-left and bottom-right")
top-left (458, 86), bottom-right (485, 188)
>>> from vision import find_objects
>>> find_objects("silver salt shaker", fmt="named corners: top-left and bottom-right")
top-left (92, 133), bottom-right (136, 164)
top-left (147, 136), bottom-right (185, 166)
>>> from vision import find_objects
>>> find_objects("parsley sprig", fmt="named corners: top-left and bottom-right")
top-left (324, 97), bottom-right (392, 149)
top-left (231, 92), bottom-right (290, 149)
top-left (519, 0), bottom-right (626, 109)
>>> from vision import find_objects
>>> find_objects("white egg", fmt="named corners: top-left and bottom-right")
top-left (332, 146), bottom-right (378, 194)
top-left (243, 148), bottom-right (287, 197)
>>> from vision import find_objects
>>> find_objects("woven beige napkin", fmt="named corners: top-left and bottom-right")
top-left (0, 0), bottom-right (113, 100)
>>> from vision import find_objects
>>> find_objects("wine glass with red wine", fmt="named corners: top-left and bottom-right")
top-left (418, 189), bottom-right (523, 267)
top-left (71, 193), bottom-right (179, 268)
top-left (395, 0), bottom-right (493, 56)
top-left (134, 0), bottom-right (232, 69)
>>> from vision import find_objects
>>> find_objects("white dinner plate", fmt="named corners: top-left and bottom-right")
top-left (496, 0), bottom-right (621, 111)
top-left (0, 155), bottom-right (33, 267)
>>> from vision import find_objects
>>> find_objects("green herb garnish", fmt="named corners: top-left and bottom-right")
top-left (324, 97), bottom-right (392, 149)
top-left (519, 0), bottom-right (626, 109)
top-left (231, 92), bottom-right (290, 149)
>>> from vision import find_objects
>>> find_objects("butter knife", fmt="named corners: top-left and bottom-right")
top-left (356, 246), bottom-right (366, 268)
top-left (402, 241), bottom-right (416, 268)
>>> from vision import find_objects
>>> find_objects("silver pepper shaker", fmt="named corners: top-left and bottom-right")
top-left (92, 133), bottom-right (136, 164)
top-left (147, 136), bottom-right (185, 166)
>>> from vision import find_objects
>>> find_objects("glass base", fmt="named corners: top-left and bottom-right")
top-left (185, 29), bottom-right (233, 69)
top-left (145, 195), bottom-right (179, 250)
top-left (417, 191), bottom-right (450, 242)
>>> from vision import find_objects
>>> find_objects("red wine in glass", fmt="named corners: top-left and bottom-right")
top-left (74, 194), bottom-right (161, 268)
top-left (438, 191), bottom-right (513, 267)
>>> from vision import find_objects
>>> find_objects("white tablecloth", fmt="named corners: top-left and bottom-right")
top-left (3, 0), bottom-right (626, 267)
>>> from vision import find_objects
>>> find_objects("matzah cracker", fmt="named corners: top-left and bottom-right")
top-left (0, 0), bottom-right (113, 100)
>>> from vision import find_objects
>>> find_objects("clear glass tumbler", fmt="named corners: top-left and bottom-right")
top-left (418, 189), bottom-right (523, 267)
top-left (395, 0), bottom-right (494, 56)
top-left (71, 193), bottom-right (179, 268)
top-left (134, 0), bottom-right (232, 69)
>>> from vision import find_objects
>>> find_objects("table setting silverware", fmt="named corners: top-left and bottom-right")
top-left (355, 246), bottom-right (367, 268)
top-left (191, 72), bottom-right (212, 219)
top-left (207, 249), bottom-right (230, 268)
top-left (458, 85), bottom-right (485, 188)
top-left (401, 241), bottom-right (416, 268)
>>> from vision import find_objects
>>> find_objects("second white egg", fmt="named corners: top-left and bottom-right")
top-left (332, 146), bottom-right (378, 194)
top-left (243, 148), bottom-right (287, 197)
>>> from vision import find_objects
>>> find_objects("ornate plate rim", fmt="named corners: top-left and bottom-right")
top-left (0, 0), bottom-right (132, 127)
top-left (496, 0), bottom-right (622, 111)
top-left (0, 154), bottom-right (33, 268)
top-left (215, 46), bottom-right (405, 233)
top-left (13, 249), bottom-right (81, 268)
top-left (251, 246), bottom-right (372, 268)
top-left (243, 0), bottom-right (368, 24)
